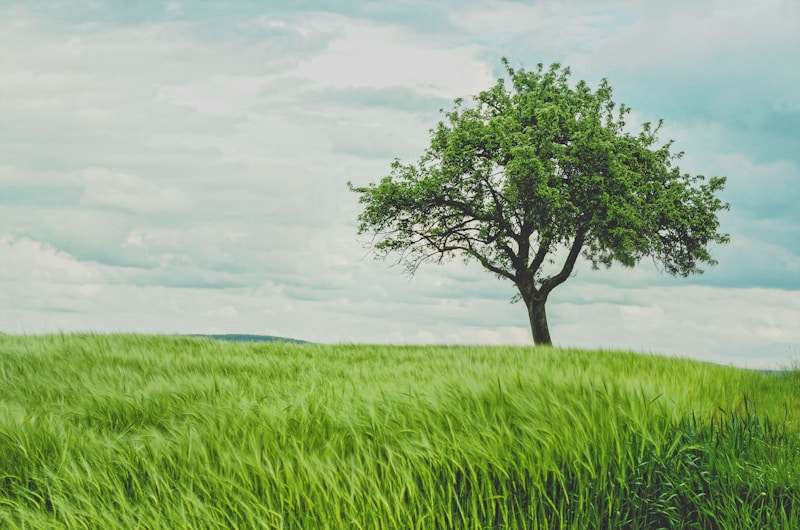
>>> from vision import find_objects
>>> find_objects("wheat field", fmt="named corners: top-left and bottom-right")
top-left (0, 334), bottom-right (798, 528)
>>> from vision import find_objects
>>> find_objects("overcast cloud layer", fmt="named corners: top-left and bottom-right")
top-left (1, 0), bottom-right (798, 368)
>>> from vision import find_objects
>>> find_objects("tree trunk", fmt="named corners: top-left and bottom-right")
top-left (526, 295), bottom-right (552, 346)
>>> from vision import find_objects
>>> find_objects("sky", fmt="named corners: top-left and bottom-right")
top-left (1, 0), bottom-right (798, 368)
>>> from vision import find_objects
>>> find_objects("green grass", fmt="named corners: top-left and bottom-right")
top-left (0, 334), bottom-right (798, 529)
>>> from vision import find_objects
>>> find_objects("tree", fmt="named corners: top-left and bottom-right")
top-left (349, 59), bottom-right (729, 346)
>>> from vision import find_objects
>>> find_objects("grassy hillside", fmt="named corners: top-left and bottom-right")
top-left (0, 334), bottom-right (798, 529)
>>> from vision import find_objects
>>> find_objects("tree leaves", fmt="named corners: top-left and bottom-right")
top-left (350, 58), bottom-right (729, 305)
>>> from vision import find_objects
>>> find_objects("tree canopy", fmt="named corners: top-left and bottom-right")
top-left (350, 59), bottom-right (729, 345)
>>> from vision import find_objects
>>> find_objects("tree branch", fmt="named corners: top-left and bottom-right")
top-left (410, 228), bottom-right (515, 281)
top-left (461, 241), bottom-right (516, 281)
top-left (527, 242), bottom-right (550, 276)
top-left (476, 169), bottom-right (527, 270)
top-left (540, 228), bottom-right (586, 295)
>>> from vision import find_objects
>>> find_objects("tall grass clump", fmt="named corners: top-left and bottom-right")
top-left (0, 334), bottom-right (798, 528)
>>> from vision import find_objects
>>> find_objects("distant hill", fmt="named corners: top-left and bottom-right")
top-left (187, 334), bottom-right (309, 344)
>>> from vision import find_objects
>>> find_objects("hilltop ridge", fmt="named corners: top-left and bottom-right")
top-left (187, 333), bottom-right (309, 344)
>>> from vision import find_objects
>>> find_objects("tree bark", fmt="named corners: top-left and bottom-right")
top-left (526, 294), bottom-right (552, 346)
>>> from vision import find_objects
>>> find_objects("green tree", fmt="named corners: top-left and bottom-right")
top-left (350, 59), bottom-right (729, 345)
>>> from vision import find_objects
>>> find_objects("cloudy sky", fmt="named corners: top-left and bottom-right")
top-left (1, 0), bottom-right (798, 368)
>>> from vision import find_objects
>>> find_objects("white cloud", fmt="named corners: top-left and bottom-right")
top-left (123, 231), bottom-right (145, 249)
top-left (292, 14), bottom-right (494, 98)
top-left (619, 304), bottom-right (664, 323)
top-left (582, 0), bottom-right (800, 136)
top-left (206, 305), bottom-right (239, 319)
top-left (449, 0), bottom-right (639, 74)
top-left (0, 237), bottom-right (93, 283)
top-left (158, 75), bottom-right (271, 115)
top-left (80, 167), bottom-right (190, 214)
top-left (551, 284), bottom-right (800, 368)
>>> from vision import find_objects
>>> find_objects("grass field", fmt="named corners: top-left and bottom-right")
top-left (0, 334), bottom-right (798, 529)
